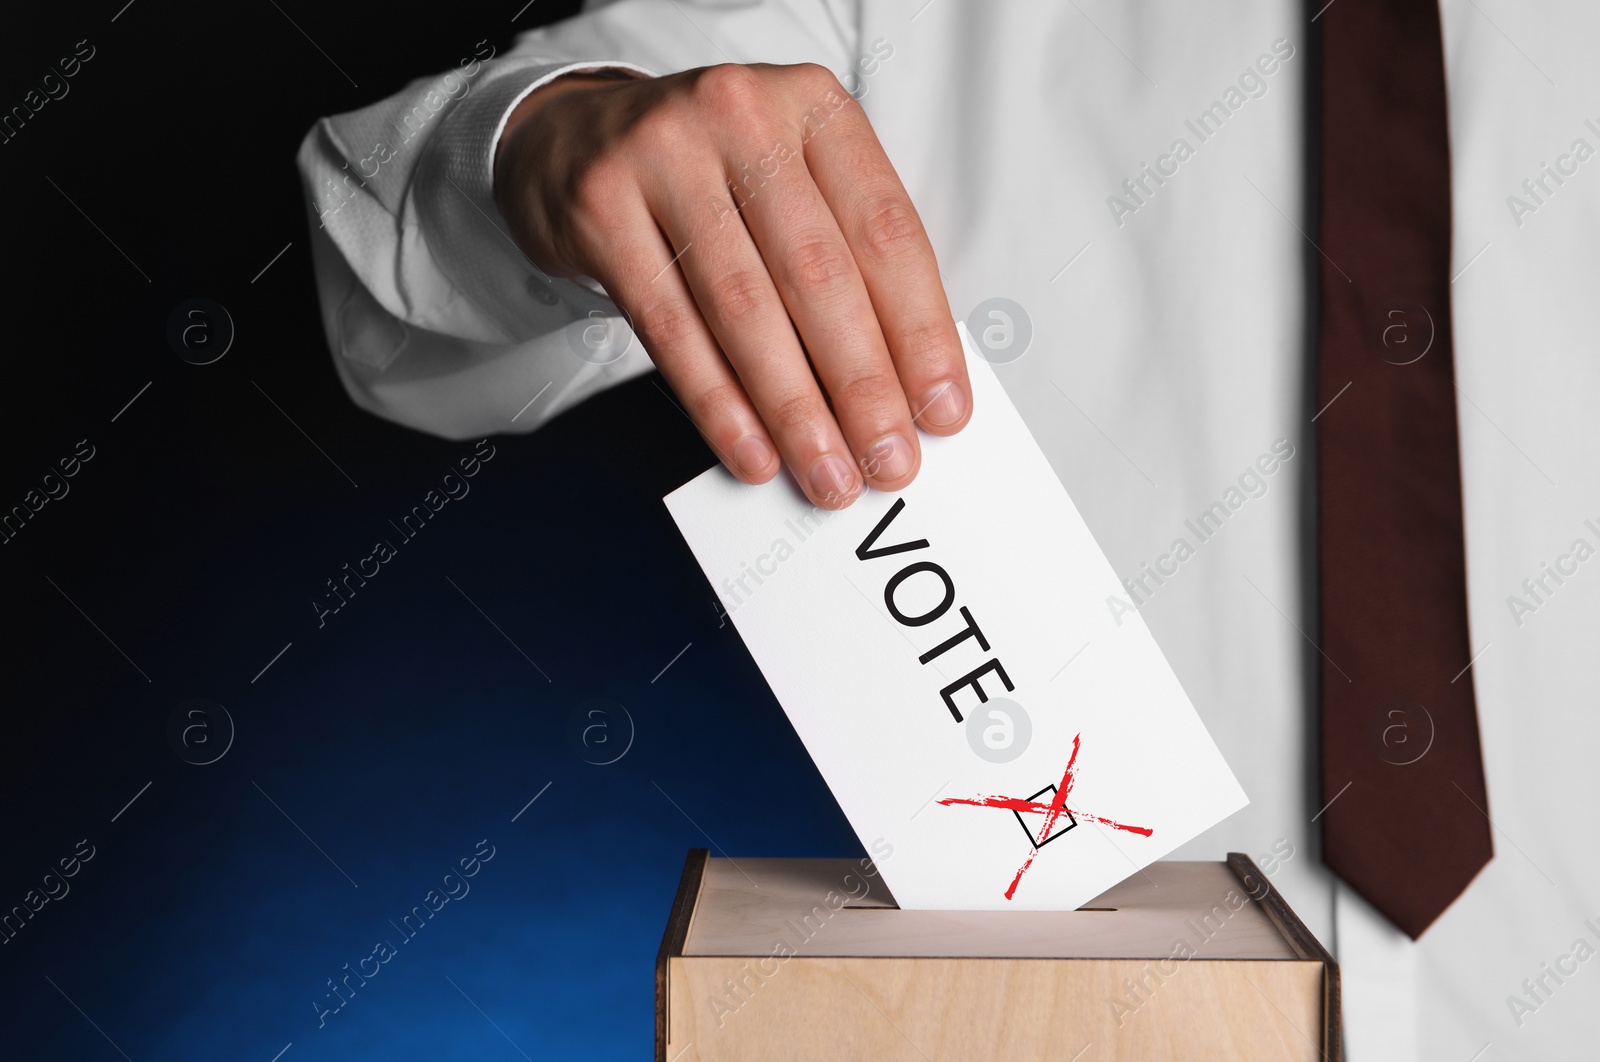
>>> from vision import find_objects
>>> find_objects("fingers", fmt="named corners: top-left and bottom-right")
top-left (729, 126), bottom-right (923, 493)
top-left (787, 69), bottom-right (971, 436)
top-left (649, 164), bottom-right (865, 510)
top-left (522, 62), bottom-right (968, 509)
top-left (580, 190), bottom-right (782, 487)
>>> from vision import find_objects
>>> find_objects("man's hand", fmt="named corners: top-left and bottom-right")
top-left (493, 63), bottom-right (970, 509)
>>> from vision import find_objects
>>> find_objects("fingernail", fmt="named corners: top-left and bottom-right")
top-left (809, 454), bottom-right (859, 507)
top-left (733, 435), bottom-right (774, 477)
top-left (864, 433), bottom-right (914, 482)
top-left (917, 381), bottom-right (966, 427)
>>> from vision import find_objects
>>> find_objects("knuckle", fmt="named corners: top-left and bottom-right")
top-left (633, 106), bottom-right (693, 154)
top-left (766, 388), bottom-right (825, 437)
top-left (635, 297), bottom-right (702, 350)
top-left (890, 317), bottom-right (959, 369)
top-left (695, 64), bottom-right (767, 121)
top-left (832, 369), bottom-right (902, 415)
top-left (784, 236), bottom-right (855, 293)
top-left (858, 198), bottom-right (923, 262)
top-left (705, 268), bottom-right (771, 324)
top-left (568, 158), bottom-right (630, 216)
top-left (790, 62), bottom-right (843, 97)
top-left (692, 380), bottom-right (748, 426)
top-left (569, 159), bottom-right (624, 214)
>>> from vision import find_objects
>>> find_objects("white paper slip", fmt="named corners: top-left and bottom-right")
top-left (663, 323), bottom-right (1247, 911)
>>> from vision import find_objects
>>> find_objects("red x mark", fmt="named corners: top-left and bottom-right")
top-left (939, 733), bottom-right (1153, 900)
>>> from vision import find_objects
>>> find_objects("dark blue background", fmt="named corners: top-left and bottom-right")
top-left (0, 4), bottom-right (858, 1058)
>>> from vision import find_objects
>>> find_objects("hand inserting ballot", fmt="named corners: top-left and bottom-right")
top-left (493, 63), bottom-right (973, 510)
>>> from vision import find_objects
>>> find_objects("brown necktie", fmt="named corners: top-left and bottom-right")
top-left (1315, 0), bottom-right (1493, 939)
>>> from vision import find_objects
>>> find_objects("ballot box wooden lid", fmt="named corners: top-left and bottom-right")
top-left (656, 850), bottom-right (1341, 1061)
top-left (678, 855), bottom-right (1302, 960)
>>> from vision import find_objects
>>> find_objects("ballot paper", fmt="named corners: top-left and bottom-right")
top-left (663, 324), bottom-right (1247, 910)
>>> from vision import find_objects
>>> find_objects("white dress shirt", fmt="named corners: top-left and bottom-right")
top-left (297, 2), bottom-right (1600, 1058)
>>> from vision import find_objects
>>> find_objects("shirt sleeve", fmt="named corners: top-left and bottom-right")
top-left (295, 0), bottom-right (861, 441)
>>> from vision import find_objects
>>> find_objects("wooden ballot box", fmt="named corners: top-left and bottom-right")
top-left (657, 850), bottom-right (1340, 1061)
